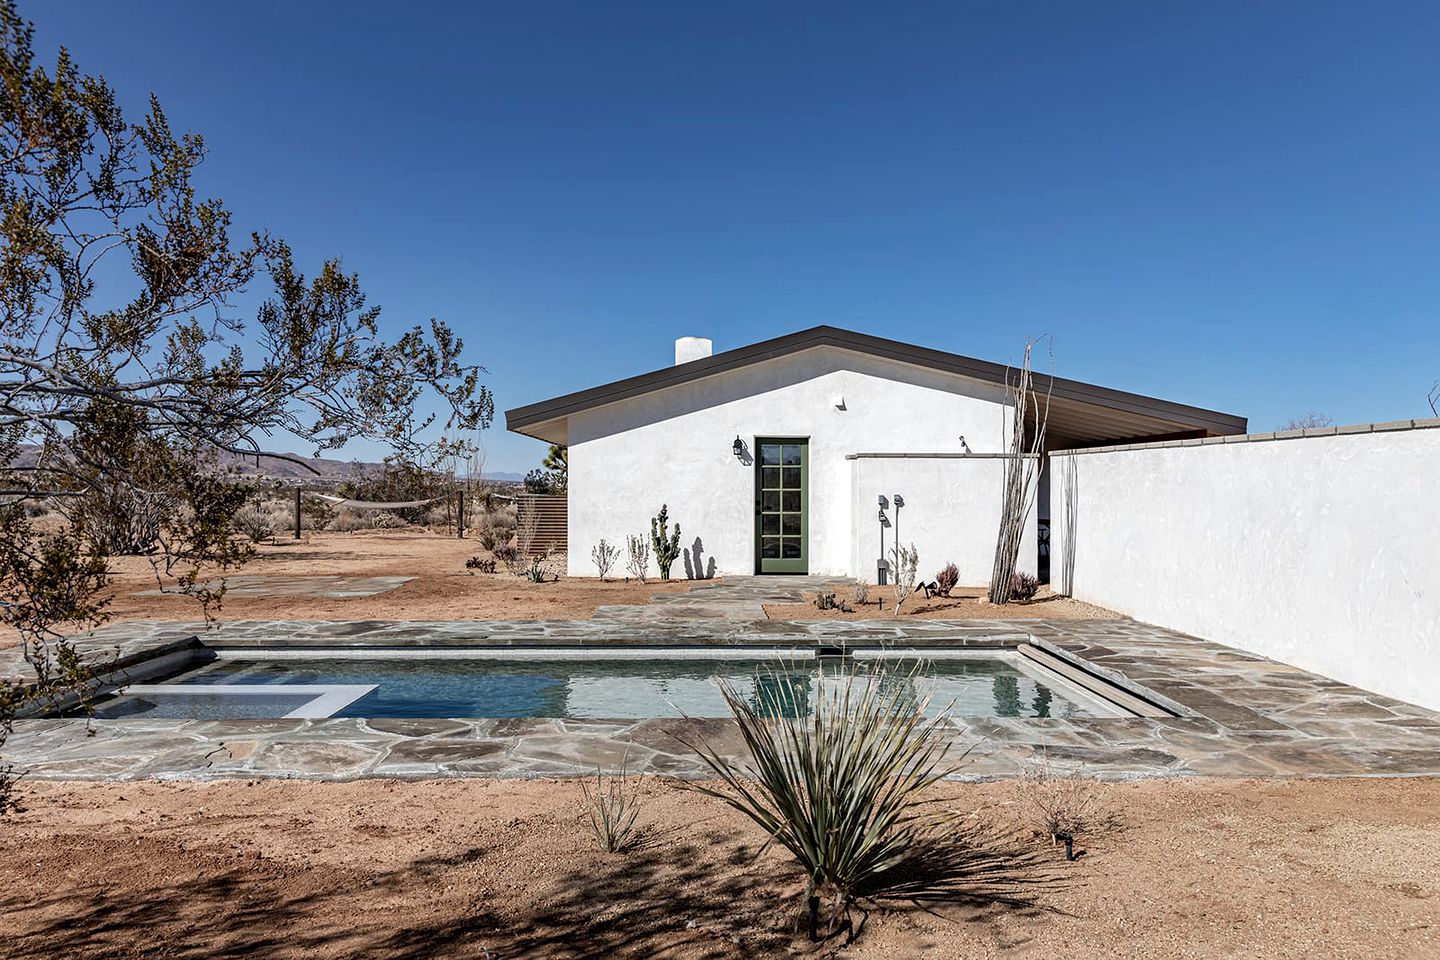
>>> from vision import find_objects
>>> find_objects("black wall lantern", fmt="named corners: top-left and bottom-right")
top-left (732, 436), bottom-right (744, 459)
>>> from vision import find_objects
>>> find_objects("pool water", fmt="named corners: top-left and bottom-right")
top-left (91, 651), bottom-right (1119, 721)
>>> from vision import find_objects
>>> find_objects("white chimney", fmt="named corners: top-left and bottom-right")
top-left (675, 336), bottom-right (713, 365)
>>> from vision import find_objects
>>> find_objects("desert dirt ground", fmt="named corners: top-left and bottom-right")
top-left (51, 529), bottom-right (1118, 632)
top-left (764, 586), bottom-right (1122, 621)
top-left (90, 530), bottom-right (699, 626)
top-left (1, 776), bottom-right (1435, 959)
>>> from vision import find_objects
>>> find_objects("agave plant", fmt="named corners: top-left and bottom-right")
top-left (682, 660), bottom-right (962, 940)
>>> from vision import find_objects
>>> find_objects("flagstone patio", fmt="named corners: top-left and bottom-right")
top-left (4, 615), bottom-right (1439, 782)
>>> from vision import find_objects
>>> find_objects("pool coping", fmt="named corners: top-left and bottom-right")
top-left (5, 617), bottom-right (1440, 781)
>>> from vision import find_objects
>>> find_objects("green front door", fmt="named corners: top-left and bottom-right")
top-left (755, 438), bottom-right (808, 573)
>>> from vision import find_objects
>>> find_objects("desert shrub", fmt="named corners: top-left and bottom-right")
top-left (851, 582), bottom-right (870, 607)
top-left (477, 527), bottom-right (512, 552)
top-left (682, 660), bottom-right (962, 940)
top-left (521, 555), bottom-right (559, 583)
top-left (465, 556), bottom-right (496, 573)
top-left (300, 496), bottom-right (336, 531)
top-left (934, 563), bottom-right (959, 598)
top-left (515, 498), bottom-right (540, 559)
top-left (625, 534), bottom-right (650, 582)
top-left (890, 542), bottom-right (919, 615)
top-left (338, 461), bottom-right (450, 525)
top-left (71, 480), bottom-right (168, 555)
top-left (1010, 571), bottom-right (1039, 602)
top-left (233, 500), bottom-right (277, 543)
top-left (812, 590), bottom-right (851, 612)
top-left (591, 539), bottom-right (618, 580)
top-left (580, 762), bottom-right (644, 853)
top-left (492, 543), bottom-right (520, 565)
top-left (1019, 752), bottom-right (1101, 848)
top-left (649, 504), bottom-right (681, 580)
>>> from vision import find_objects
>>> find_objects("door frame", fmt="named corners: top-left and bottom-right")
top-left (753, 436), bottom-right (809, 574)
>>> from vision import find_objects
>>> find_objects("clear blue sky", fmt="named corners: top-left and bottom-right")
top-left (34, 1), bottom-right (1440, 472)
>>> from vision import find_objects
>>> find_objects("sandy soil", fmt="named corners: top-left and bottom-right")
top-left (89, 530), bottom-right (698, 626)
top-left (765, 586), bottom-right (1123, 621)
top-left (1, 776), bottom-right (1434, 958)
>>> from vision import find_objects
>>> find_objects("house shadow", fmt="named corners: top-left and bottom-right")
top-left (684, 537), bottom-right (717, 580)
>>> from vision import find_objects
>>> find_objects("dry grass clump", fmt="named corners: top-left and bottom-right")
top-left (1018, 751), bottom-right (1102, 846)
top-left (580, 762), bottom-right (645, 853)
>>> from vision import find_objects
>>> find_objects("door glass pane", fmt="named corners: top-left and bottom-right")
top-left (782, 491), bottom-right (800, 512)
top-left (782, 444), bottom-right (802, 465)
top-left (782, 467), bottom-right (801, 489)
top-left (782, 539), bottom-right (802, 559)
top-left (761, 514), bottom-right (780, 535)
top-left (760, 444), bottom-right (781, 466)
top-left (782, 514), bottom-right (800, 535)
top-left (762, 467), bottom-right (780, 489)
top-left (761, 491), bottom-right (780, 512)
top-left (761, 538), bottom-right (781, 559)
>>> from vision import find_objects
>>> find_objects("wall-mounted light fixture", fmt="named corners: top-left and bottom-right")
top-left (833, 394), bottom-right (846, 411)
top-left (732, 436), bottom-right (744, 459)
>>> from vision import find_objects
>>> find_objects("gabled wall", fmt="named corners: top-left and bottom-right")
top-left (566, 346), bottom-right (1018, 579)
top-left (1050, 420), bottom-right (1440, 711)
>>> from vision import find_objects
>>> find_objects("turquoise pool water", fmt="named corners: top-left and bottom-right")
top-left (91, 653), bottom-right (1116, 720)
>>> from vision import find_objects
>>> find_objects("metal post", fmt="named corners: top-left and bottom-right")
top-left (294, 487), bottom-right (302, 539)
top-left (457, 490), bottom-right (465, 539)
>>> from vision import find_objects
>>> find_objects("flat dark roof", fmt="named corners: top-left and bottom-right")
top-left (505, 325), bottom-right (1247, 444)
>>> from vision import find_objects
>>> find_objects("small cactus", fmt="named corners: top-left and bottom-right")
top-left (650, 504), bottom-right (682, 580)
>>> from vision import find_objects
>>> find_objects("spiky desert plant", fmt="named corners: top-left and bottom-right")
top-left (625, 534), bottom-right (650, 582)
top-left (681, 661), bottom-right (962, 940)
top-left (580, 759), bottom-right (644, 853)
top-left (650, 504), bottom-right (682, 580)
top-left (591, 539), bottom-right (618, 580)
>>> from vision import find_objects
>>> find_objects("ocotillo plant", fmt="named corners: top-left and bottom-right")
top-left (650, 504), bottom-right (682, 580)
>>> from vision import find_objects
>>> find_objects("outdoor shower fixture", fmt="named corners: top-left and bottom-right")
top-left (877, 495), bottom-right (890, 585)
top-left (893, 494), bottom-right (904, 551)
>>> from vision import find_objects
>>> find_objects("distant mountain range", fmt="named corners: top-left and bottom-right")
top-left (9, 445), bottom-right (526, 484)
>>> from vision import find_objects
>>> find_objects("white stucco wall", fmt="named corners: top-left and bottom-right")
top-left (566, 346), bottom-right (1020, 579)
top-left (1050, 423), bottom-right (1440, 710)
top-left (849, 455), bottom-right (1039, 587)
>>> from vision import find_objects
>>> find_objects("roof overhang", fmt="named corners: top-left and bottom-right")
top-left (504, 326), bottom-right (1247, 446)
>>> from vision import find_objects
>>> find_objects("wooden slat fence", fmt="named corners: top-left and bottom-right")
top-left (516, 494), bottom-right (567, 557)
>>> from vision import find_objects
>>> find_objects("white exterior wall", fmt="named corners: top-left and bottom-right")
top-left (1051, 423), bottom-right (1440, 711)
top-left (849, 455), bottom-right (1038, 587)
top-left (566, 346), bottom-right (1019, 579)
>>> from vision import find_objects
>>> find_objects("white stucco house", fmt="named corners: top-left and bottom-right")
top-left (505, 327), bottom-right (1246, 582)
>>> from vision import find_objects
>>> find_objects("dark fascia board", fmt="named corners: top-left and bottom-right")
top-left (504, 325), bottom-right (1248, 439)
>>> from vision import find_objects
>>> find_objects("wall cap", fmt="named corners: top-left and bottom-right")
top-left (1052, 416), bottom-right (1440, 456)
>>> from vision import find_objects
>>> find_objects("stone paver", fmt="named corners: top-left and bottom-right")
top-left (4, 614), bottom-right (1440, 782)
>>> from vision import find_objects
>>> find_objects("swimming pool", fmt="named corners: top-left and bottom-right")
top-left (88, 647), bottom-right (1127, 720)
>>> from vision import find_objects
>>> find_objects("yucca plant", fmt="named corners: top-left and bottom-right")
top-left (682, 661), bottom-right (963, 941)
top-left (580, 760), bottom-right (645, 853)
